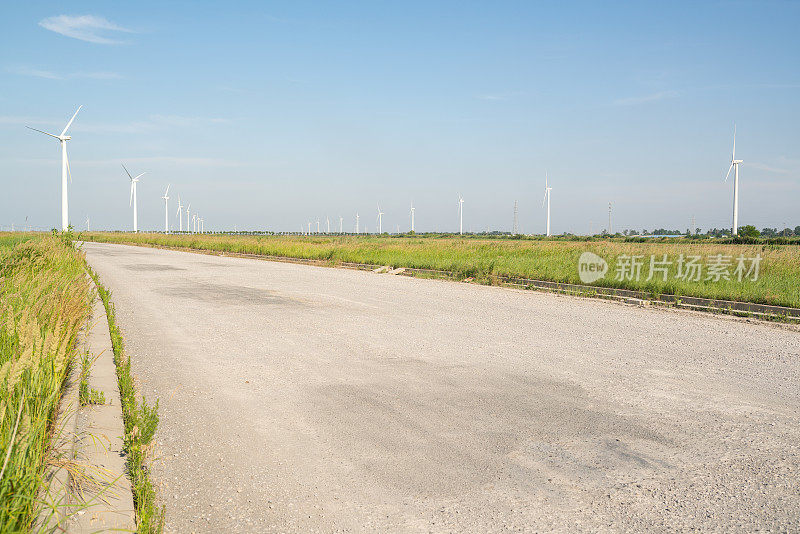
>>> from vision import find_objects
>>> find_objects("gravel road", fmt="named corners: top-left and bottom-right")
top-left (82, 241), bottom-right (800, 532)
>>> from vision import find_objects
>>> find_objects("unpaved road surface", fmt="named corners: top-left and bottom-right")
top-left (82, 242), bottom-right (800, 532)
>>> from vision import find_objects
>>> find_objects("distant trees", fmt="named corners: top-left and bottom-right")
top-left (738, 225), bottom-right (761, 237)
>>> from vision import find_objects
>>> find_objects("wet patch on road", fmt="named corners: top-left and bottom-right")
top-left (304, 364), bottom-right (671, 497)
top-left (125, 264), bottom-right (186, 271)
top-left (162, 281), bottom-right (299, 307)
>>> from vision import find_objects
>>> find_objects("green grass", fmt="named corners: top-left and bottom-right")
top-left (0, 233), bottom-right (91, 531)
top-left (83, 232), bottom-right (800, 309)
top-left (89, 271), bottom-right (164, 533)
top-left (78, 350), bottom-right (105, 407)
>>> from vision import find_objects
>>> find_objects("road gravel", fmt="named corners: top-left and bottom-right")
top-left (82, 241), bottom-right (800, 532)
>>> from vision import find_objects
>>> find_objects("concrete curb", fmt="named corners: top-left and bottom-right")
top-left (38, 279), bottom-right (135, 532)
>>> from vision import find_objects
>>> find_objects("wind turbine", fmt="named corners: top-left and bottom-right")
top-left (410, 202), bottom-right (416, 233)
top-left (339, 215), bottom-right (343, 233)
top-left (186, 204), bottom-right (191, 233)
top-left (458, 194), bottom-right (464, 235)
top-left (86, 216), bottom-right (90, 232)
top-left (122, 164), bottom-right (146, 232)
top-left (176, 196), bottom-right (183, 232)
top-left (316, 218), bottom-right (320, 234)
top-left (542, 173), bottom-right (552, 237)
top-left (376, 204), bottom-right (383, 234)
top-left (162, 184), bottom-right (171, 233)
top-left (27, 106), bottom-right (81, 230)
top-left (724, 124), bottom-right (744, 236)
top-left (356, 213), bottom-right (360, 234)
top-left (308, 221), bottom-right (311, 235)
top-left (326, 216), bottom-right (330, 234)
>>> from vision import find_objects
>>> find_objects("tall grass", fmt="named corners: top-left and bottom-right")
top-left (84, 232), bottom-right (800, 308)
top-left (0, 235), bottom-right (90, 530)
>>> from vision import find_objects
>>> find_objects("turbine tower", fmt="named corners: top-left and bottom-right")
top-left (86, 216), bottom-right (90, 232)
top-left (162, 184), bottom-right (171, 233)
top-left (27, 106), bottom-right (82, 230)
top-left (543, 174), bottom-right (552, 237)
top-left (376, 204), bottom-right (383, 234)
top-left (724, 124), bottom-right (744, 236)
top-left (339, 215), bottom-right (343, 233)
top-left (186, 204), bottom-right (191, 233)
top-left (410, 202), bottom-right (416, 233)
top-left (326, 216), bottom-right (330, 234)
top-left (608, 202), bottom-right (613, 234)
top-left (176, 196), bottom-right (183, 232)
top-left (356, 213), bottom-right (360, 234)
top-left (458, 194), bottom-right (464, 235)
top-left (122, 164), bottom-right (145, 233)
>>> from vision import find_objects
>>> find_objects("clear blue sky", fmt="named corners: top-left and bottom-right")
top-left (1, 1), bottom-right (798, 233)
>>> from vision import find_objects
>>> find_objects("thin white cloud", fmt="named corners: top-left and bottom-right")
top-left (9, 66), bottom-right (122, 80)
top-left (13, 156), bottom-right (243, 168)
top-left (1, 114), bottom-right (230, 134)
top-left (749, 162), bottom-right (790, 174)
top-left (38, 15), bottom-right (134, 45)
top-left (476, 91), bottom-right (524, 101)
top-left (614, 90), bottom-right (678, 106)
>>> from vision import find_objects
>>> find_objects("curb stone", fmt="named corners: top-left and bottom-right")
top-left (38, 278), bottom-right (135, 532)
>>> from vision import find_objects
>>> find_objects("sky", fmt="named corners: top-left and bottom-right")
top-left (1, 1), bottom-right (798, 234)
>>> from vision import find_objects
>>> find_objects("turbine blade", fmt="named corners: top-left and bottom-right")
top-left (60, 105), bottom-right (82, 137)
top-left (724, 162), bottom-right (733, 182)
top-left (134, 172), bottom-right (146, 180)
top-left (122, 163), bottom-right (133, 180)
top-left (26, 126), bottom-right (60, 139)
top-left (542, 191), bottom-right (547, 207)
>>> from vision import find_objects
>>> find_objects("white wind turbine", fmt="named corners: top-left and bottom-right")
top-left (724, 124), bottom-right (744, 236)
top-left (376, 204), bottom-right (384, 234)
top-left (339, 215), bottom-right (343, 233)
top-left (176, 196), bottom-right (183, 232)
top-left (542, 173), bottom-right (552, 237)
top-left (27, 106), bottom-right (82, 231)
top-left (186, 204), bottom-right (191, 233)
top-left (410, 201), bottom-right (416, 233)
top-left (326, 216), bottom-right (330, 234)
top-left (162, 184), bottom-right (171, 233)
top-left (86, 215), bottom-right (90, 232)
top-left (122, 164), bottom-right (146, 232)
top-left (316, 218), bottom-right (320, 234)
top-left (458, 194), bottom-right (464, 235)
top-left (356, 213), bottom-right (360, 234)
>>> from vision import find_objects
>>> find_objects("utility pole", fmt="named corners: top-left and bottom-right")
top-left (512, 200), bottom-right (519, 235)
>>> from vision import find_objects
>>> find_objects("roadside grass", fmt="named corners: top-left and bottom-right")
top-left (83, 232), bottom-right (800, 308)
top-left (0, 234), bottom-right (90, 530)
top-left (78, 349), bottom-right (105, 407)
top-left (88, 269), bottom-right (164, 533)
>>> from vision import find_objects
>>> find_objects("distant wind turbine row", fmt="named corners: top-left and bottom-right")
top-left (27, 108), bottom-right (746, 235)
top-left (26, 106), bottom-right (208, 234)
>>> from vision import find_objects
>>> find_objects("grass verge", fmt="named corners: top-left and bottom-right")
top-left (87, 268), bottom-right (164, 533)
top-left (0, 234), bottom-right (90, 530)
top-left (83, 232), bottom-right (800, 309)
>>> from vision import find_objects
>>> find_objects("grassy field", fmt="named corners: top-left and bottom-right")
top-left (83, 232), bottom-right (800, 309)
top-left (0, 234), bottom-right (91, 530)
